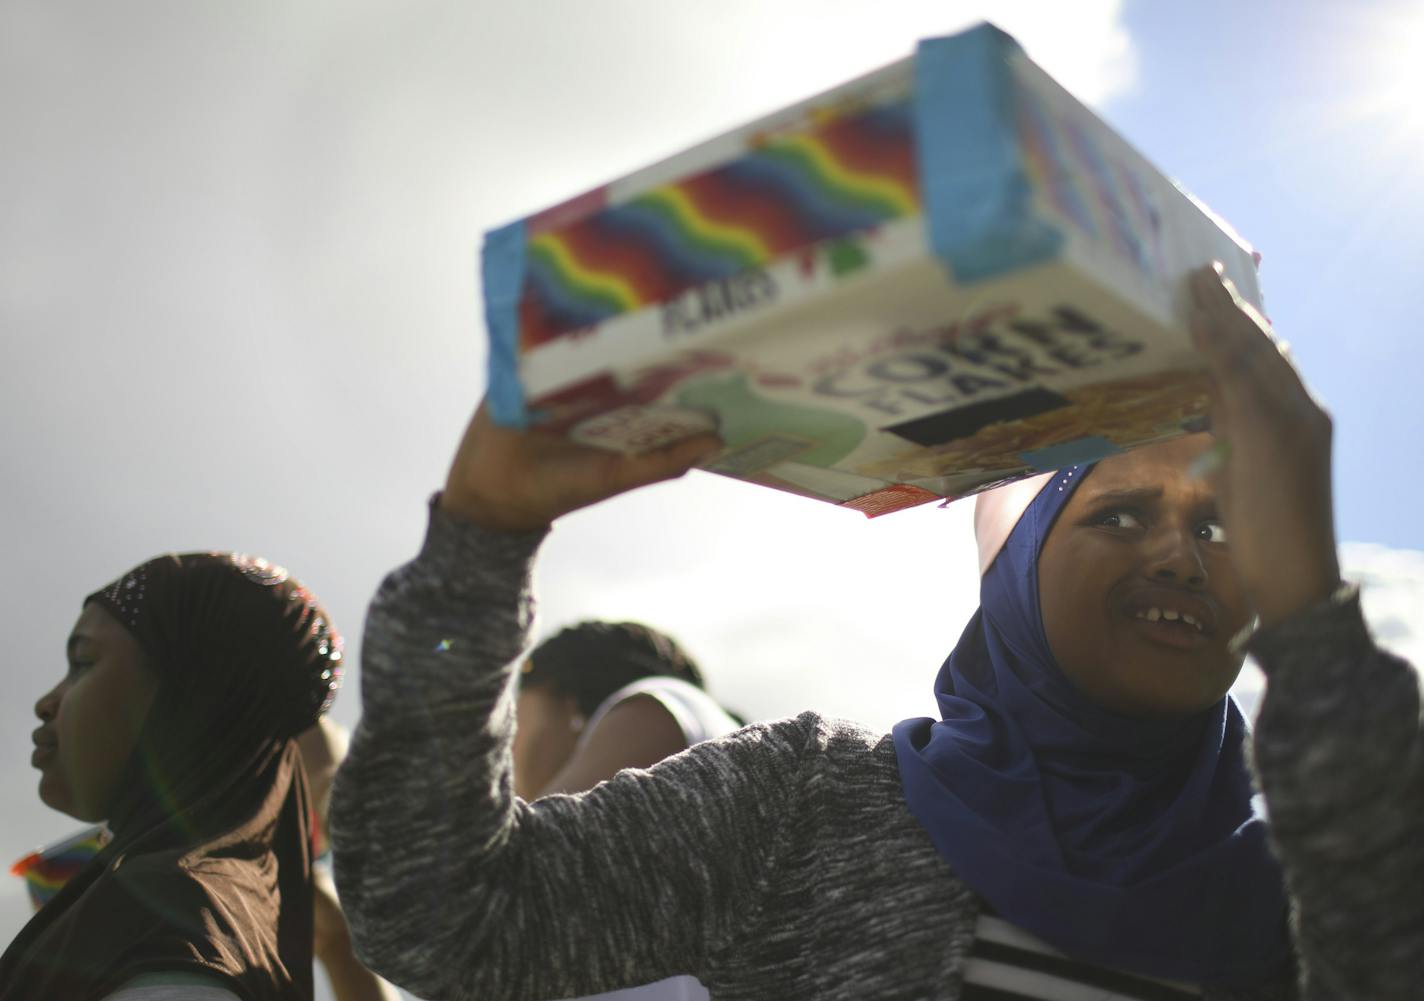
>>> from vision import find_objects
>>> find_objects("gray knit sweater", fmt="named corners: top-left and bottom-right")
top-left (330, 506), bottom-right (1422, 1001)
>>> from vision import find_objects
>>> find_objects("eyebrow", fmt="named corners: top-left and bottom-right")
top-left (1080, 486), bottom-right (1165, 507)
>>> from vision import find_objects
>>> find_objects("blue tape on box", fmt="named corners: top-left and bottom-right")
top-left (1019, 436), bottom-right (1121, 471)
top-left (482, 219), bottom-right (529, 427)
top-left (913, 25), bottom-right (1064, 282)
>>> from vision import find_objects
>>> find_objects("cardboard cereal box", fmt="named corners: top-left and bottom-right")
top-left (481, 22), bottom-right (1260, 516)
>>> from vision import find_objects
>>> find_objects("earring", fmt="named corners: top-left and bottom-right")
top-left (570, 715), bottom-right (586, 734)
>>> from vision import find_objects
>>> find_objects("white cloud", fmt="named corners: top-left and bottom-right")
top-left (1230, 543), bottom-right (1424, 720)
top-left (1342, 543), bottom-right (1424, 665)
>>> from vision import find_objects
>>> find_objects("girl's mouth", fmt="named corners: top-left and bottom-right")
top-left (1126, 609), bottom-right (1210, 650)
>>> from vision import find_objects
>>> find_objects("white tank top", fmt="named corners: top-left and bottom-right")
top-left (579, 676), bottom-right (740, 751)
top-left (566, 676), bottom-right (740, 1001)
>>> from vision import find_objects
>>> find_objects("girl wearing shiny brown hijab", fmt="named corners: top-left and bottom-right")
top-left (2, 552), bottom-right (343, 1001)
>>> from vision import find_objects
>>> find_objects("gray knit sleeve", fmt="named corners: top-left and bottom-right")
top-left (1248, 592), bottom-right (1424, 1001)
top-left (329, 503), bottom-right (805, 1001)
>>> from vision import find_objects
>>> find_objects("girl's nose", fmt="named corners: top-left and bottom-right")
top-left (1144, 525), bottom-right (1208, 588)
top-left (34, 682), bottom-right (62, 723)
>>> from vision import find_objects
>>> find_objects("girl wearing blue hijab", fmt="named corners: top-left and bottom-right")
top-left (334, 265), bottom-right (1408, 1000)
top-left (894, 446), bottom-right (1290, 986)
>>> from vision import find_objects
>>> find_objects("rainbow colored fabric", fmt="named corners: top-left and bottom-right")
top-left (519, 99), bottom-right (920, 348)
top-left (10, 825), bottom-right (108, 912)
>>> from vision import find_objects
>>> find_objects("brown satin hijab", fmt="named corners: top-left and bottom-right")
top-left (1, 553), bottom-right (344, 1001)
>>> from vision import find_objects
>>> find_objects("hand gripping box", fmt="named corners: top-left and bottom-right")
top-left (482, 23), bottom-right (1260, 516)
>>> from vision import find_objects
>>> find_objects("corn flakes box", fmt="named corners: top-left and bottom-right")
top-left (482, 22), bottom-right (1260, 516)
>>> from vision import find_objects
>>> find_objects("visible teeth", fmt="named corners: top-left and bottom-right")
top-left (1133, 606), bottom-right (1206, 632)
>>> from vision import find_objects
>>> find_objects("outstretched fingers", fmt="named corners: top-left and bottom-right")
top-left (1183, 263), bottom-right (1339, 624)
top-left (573, 433), bottom-right (724, 502)
top-left (1188, 265), bottom-right (1314, 422)
top-left (443, 401), bottom-right (724, 532)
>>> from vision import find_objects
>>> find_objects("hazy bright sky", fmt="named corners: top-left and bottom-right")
top-left (3, 2), bottom-right (1421, 993)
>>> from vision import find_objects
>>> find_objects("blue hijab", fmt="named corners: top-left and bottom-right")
top-left (892, 467), bottom-right (1291, 987)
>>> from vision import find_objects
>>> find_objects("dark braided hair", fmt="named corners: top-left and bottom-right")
top-left (521, 621), bottom-right (704, 717)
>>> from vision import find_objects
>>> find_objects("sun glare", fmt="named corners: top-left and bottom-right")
top-left (1351, 4), bottom-right (1424, 144)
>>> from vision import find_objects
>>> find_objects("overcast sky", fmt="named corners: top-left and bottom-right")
top-left (3, 3), bottom-right (1421, 996)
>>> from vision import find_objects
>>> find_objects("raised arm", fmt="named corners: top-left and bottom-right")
top-left (330, 407), bottom-right (810, 999)
top-left (1249, 594), bottom-right (1423, 1000)
top-left (1188, 265), bottom-right (1424, 998)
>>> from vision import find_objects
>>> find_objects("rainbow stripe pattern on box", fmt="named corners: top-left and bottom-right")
top-left (519, 99), bottom-right (920, 348)
top-left (10, 825), bottom-right (108, 911)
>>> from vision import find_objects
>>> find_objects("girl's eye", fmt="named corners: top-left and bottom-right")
top-left (67, 660), bottom-right (93, 678)
top-left (1196, 520), bottom-right (1228, 544)
top-left (1098, 510), bottom-right (1143, 530)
